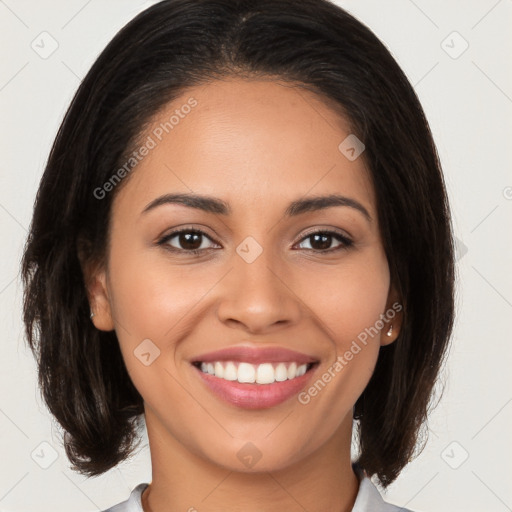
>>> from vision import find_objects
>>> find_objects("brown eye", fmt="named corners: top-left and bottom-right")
top-left (175, 232), bottom-right (203, 250)
top-left (158, 229), bottom-right (219, 254)
top-left (296, 231), bottom-right (353, 252)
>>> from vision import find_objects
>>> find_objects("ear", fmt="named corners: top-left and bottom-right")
top-left (77, 240), bottom-right (115, 331)
top-left (86, 269), bottom-right (116, 331)
top-left (380, 284), bottom-right (403, 346)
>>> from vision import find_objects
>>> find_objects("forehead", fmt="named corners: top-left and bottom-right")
top-left (114, 78), bottom-right (376, 221)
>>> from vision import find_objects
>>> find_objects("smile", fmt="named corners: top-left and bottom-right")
top-left (190, 344), bottom-right (320, 409)
top-left (194, 360), bottom-right (315, 384)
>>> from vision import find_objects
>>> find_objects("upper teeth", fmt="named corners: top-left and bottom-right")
top-left (199, 361), bottom-right (309, 384)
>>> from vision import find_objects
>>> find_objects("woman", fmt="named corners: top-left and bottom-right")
top-left (21, 0), bottom-right (455, 510)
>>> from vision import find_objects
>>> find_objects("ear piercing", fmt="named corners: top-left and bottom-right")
top-left (386, 324), bottom-right (393, 337)
top-left (90, 311), bottom-right (95, 319)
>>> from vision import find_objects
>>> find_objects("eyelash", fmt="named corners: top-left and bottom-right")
top-left (157, 227), bottom-right (354, 255)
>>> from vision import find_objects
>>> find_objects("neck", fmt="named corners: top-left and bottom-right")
top-left (141, 408), bottom-right (359, 512)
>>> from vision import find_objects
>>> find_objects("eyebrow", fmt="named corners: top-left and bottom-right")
top-left (141, 193), bottom-right (372, 222)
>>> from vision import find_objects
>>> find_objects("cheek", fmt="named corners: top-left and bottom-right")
top-left (106, 252), bottom-right (201, 415)
top-left (107, 241), bottom-right (213, 338)
top-left (292, 251), bottom-right (390, 424)
top-left (301, 251), bottom-right (390, 350)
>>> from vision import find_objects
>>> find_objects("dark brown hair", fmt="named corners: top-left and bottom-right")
top-left (21, 0), bottom-right (455, 486)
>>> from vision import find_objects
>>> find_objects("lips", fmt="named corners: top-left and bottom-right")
top-left (190, 345), bottom-right (320, 409)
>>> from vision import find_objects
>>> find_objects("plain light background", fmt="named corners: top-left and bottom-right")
top-left (0, 1), bottom-right (511, 511)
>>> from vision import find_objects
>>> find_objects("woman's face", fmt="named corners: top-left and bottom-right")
top-left (90, 78), bottom-right (400, 472)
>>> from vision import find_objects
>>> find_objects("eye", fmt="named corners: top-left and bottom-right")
top-left (157, 228), bottom-right (220, 254)
top-left (157, 227), bottom-right (353, 256)
top-left (295, 230), bottom-right (353, 252)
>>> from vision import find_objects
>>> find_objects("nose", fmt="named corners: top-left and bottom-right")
top-left (216, 246), bottom-right (301, 334)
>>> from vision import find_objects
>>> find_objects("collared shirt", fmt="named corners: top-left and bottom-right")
top-left (102, 470), bottom-right (413, 512)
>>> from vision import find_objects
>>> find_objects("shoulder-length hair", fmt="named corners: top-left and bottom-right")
top-left (21, 0), bottom-right (455, 486)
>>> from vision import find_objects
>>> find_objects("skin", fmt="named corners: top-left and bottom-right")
top-left (86, 77), bottom-right (403, 512)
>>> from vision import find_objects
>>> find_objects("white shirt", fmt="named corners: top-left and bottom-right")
top-left (102, 470), bottom-right (413, 512)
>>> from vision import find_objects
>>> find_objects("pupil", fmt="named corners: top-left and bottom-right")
top-left (312, 233), bottom-right (331, 250)
top-left (181, 232), bottom-right (201, 250)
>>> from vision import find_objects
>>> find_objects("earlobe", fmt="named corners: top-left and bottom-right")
top-left (381, 320), bottom-right (399, 346)
top-left (381, 285), bottom-right (403, 346)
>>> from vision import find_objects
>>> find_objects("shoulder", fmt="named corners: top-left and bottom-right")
top-left (352, 465), bottom-right (415, 512)
top-left (99, 476), bottom-right (415, 512)
top-left (100, 483), bottom-right (149, 512)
